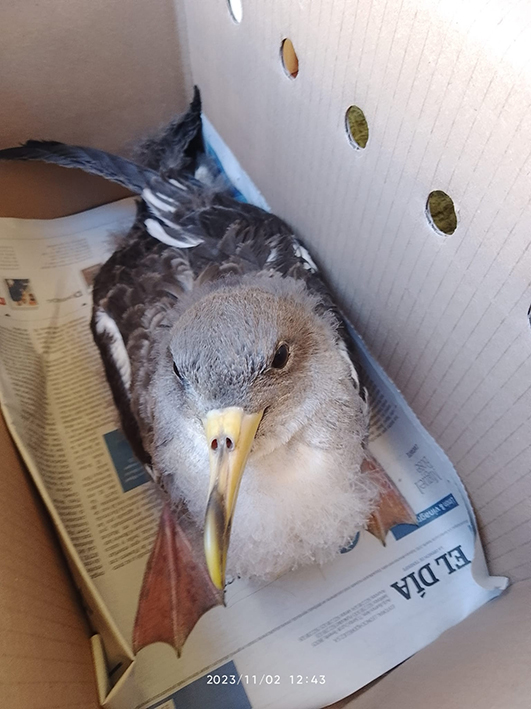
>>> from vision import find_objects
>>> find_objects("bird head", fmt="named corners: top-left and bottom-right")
top-left (155, 275), bottom-right (355, 590)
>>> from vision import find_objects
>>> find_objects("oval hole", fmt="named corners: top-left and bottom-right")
top-left (227, 0), bottom-right (243, 23)
top-left (281, 39), bottom-right (299, 79)
top-left (426, 191), bottom-right (457, 235)
top-left (345, 105), bottom-right (369, 149)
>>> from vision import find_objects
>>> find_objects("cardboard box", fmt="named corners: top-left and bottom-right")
top-left (1, 0), bottom-right (530, 707)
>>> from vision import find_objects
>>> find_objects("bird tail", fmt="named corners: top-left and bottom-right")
top-left (0, 140), bottom-right (159, 194)
top-left (133, 86), bottom-right (205, 178)
top-left (0, 86), bottom-right (207, 194)
top-left (0, 87), bottom-right (219, 249)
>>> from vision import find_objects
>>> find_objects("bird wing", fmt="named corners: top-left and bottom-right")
top-left (91, 301), bottom-right (153, 468)
top-left (91, 236), bottom-right (226, 654)
top-left (0, 139), bottom-right (159, 193)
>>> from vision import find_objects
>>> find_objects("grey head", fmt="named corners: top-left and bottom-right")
top-left (170, 276), bottom-right (335, 428)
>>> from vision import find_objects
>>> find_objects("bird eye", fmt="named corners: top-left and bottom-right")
top-left (173, 361), bottom-right (181, 379)
top-left (271, 343), bottom-right (290, 369)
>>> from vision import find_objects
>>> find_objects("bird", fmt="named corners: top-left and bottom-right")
top-left (0, 88), bottom-right (416, 655)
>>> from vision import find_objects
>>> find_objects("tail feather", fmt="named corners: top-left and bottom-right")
top-left (0, 140), bottom-right (158, 194)
top-left (0, 87), bottom-right (217, 250)
top-left (133, 86), bottom-right (204, 177)
top-left (0, 87), bottom-right (206, 194)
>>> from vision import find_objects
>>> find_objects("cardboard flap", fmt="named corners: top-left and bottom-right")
top-left (0, 163), bottom-right (133, 219)
top-left (341, 581), bottom-right (531, 708)
top-left (0, 413), bottom-right (100, 708)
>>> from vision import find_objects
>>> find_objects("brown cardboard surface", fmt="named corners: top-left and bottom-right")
top-left (0, 1), bottom-right (191, 155)
top-left (0, 0), bottom-right (193, 217)
top-left (182, 0), bottom-right (531, 582)
top-left (0, 163), bottom-right (132, 219)
top-left (341, 580), bottom-right (531, 709)
top-left (0, 413), bottom-right (99, 708)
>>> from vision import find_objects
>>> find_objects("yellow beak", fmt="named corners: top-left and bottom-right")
top-left (203, 407), bottom-right (263, 591)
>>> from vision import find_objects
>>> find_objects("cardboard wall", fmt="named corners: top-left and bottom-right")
top-left (0, 1), bottom-right (191, 153)
top-left (0, 0), bottom-right (193, 218)
top-left (181, 0), bottom-right (531, 582)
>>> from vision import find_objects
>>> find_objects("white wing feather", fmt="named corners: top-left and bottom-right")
top-left (94, 309), bottom-right (132, 393)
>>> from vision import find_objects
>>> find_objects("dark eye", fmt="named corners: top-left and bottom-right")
top-left (173, 361), bottom-right (181, 379)
top-left (272, 343), bottom-right (290, 369)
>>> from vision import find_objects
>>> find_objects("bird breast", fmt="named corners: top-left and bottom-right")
top-left (164, 416), bottom-right (374, 582)
top-left (227, 434), bottom-right (372, 580)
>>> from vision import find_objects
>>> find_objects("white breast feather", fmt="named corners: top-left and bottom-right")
top-left (167, 422), bottom-right (373, 582)
top-left (227, 438), bottom-right (371, 580)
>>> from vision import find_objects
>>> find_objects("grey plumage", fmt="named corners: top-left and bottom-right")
top-left (0, 139), bottom-right (157, 193)
top-left (0, 89), bottom-right (377, 581)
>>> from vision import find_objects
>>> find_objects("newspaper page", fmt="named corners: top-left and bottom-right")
top-left (0, 190), bottom-right (507, 708)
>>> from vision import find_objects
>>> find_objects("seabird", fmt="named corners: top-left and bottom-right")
top-left (0, 88), bottom-right (415, 654)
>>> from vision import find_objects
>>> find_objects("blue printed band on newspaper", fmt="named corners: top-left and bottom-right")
top-left (103, 429), bottom-right (150, 492)
top-left (392, 494), bottom-right (459, 541)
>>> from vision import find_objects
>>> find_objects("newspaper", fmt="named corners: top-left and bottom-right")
top-left (0, 165), bottom-right (507, 709)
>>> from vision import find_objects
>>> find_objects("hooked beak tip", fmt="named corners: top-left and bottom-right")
top-left (202, 407), bottom-right (264, 591)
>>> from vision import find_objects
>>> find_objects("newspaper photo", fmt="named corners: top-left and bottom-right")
top-left (0, 133), bottom-right (507, 709)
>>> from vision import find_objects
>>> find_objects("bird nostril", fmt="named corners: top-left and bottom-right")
top-left (211, 437), bottom-right (233, 451)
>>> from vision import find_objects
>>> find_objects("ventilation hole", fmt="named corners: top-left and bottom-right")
top-left (227, 0), bottom-right (242, 23)
top-left (345, 106), bottom-right (369, 149)
top-left (426, 191), bottom-right (457, 235)
top-left (280, 39), bottom-right (299, 79)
